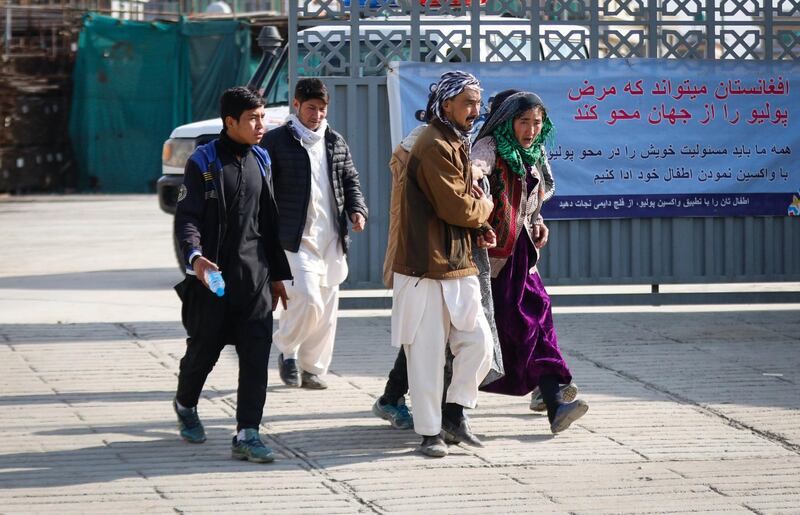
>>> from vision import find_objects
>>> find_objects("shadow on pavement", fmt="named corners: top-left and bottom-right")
top-left (0, 321), bottom-right (186, 343)
top-left (0, 421), bottom-right (426, 488)
top-left (0, 390), bottom-right (236, 407)
top-left (0, 268), bottom-right (182, 291)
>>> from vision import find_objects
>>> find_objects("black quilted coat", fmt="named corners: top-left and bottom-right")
top-left (261, 124), bottom-right (368, 253)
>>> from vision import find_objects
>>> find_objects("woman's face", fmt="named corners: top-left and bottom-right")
top-left (513, 107), bottom-right (544, 149)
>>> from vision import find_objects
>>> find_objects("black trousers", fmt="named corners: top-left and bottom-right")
top-left (175, 278), bottom-right (273, 431)
top-left (382, 348), bottom-right (409, 404)
top-left (382, 347), bottom-right (453, 407)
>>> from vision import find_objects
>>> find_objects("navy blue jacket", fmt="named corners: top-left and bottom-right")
top-left (174, 138), bottom-right (292, 283)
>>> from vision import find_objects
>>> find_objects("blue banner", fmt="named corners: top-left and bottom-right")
top-left (387, 59), bottom-right (800, 219)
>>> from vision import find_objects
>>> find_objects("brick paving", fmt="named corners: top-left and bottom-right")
top-left (1, 196), bottom-right (799, 514)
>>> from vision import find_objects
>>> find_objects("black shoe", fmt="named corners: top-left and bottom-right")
top-left (419, 435), bottom-right (448, 457)
top-left (301, 371), bottom-right (328, 390)
top-left (441, 416), bottom-right (483, 447)
top-left (278, 353), bottom-right (301, 387)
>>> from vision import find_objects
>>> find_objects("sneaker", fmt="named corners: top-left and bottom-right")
top-left (278, 353), bottom-right (301, 387)
top-left (530, 382), bottom-right (579, 412)
top-left (419, 435), bottom-right (448, 458)
top-left (550, 399), bottom-right (589, 434)
top-left (231, 428), bottom-right (275, 463)
top-left (372, 397), bottom-right (413, 430)
top-left (173, 398), bottom-right (206, 444)
top-left (301, 371), bottom-right (328, 390)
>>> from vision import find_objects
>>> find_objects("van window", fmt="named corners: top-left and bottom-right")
top-left (263, 56), bottom-right (290, 107)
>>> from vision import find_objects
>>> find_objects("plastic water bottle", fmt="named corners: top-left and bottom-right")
top-left (205, 270), bottom-right (225, 297)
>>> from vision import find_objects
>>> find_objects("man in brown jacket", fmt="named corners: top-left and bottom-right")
top-left (370, 125), bottom-right (427, 433)
top-left (390, 71), bottom-right (496, 457)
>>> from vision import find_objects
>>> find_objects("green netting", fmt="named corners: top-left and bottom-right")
top-left (69, 13), bottom-right (251, 192)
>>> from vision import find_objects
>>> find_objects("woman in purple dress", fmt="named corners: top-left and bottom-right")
top-left (473, 90), bottom-right (588, 433)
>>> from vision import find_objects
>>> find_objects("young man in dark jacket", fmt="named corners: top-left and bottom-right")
top-left (261, 78), bottom-right (368, 390)
top-left (172, 86), bottom-right (291, 463)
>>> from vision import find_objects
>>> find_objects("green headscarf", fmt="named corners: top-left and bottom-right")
top-left (492, 115), bottom-right (554, 177)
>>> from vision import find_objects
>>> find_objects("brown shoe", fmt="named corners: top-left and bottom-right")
top-left (301, 371), bottom-right (328, 390)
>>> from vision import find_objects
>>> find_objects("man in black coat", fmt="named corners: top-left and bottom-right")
top-left (261, 78), bottom-right (368, 390)
top-left (172, 86), bottom-right (291, 463)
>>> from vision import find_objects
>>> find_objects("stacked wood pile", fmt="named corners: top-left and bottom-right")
top-left (0, 2), bottom-right (81, 193)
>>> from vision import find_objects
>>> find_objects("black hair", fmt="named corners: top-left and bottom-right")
top-left (220, 86), bottom-right (264, 125)
top-left (294, 78), bottom-right (329, 104)
top-left (491, 89), bottom-right (548, 122)
top-left (488, 89), bottom-right (521, 113)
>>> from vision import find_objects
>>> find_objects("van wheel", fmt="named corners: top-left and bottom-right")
top-left (173, 232), bottom-right (186, 275)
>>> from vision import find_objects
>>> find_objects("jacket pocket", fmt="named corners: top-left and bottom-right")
top-left (444, 224), bottom-right (468, 271)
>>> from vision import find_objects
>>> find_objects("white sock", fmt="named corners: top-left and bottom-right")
top-left (237, 429), bottom-right (247, 441)
top-left (175, 399), bottom-right (191, 411)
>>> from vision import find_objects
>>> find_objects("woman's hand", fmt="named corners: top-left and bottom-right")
top-left (471, 180), bottom-right (485, 199)
top-left (533, 223), bottom-right (549, 249)
top-left (477, 229), bottom-right (497, 249)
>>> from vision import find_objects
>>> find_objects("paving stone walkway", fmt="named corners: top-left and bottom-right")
top-left (1, 196), bottom-right (798, 514)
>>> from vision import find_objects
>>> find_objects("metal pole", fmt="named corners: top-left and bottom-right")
top-left (288, 0), bottom-right (297, 98)
top-left (5, 2), bottom-right (12, 59)
top-left (531, 0), bottom-right (541, 61)
top-left (589, 0), bottom-right (599, 59)
top-left (350, 0), bottom-right (359, 78)
top-left (763, 0), bottom-right (773, 62)
top-left (470, 0), bottom-right (479, 63)
top-left (410, 0), bottom-right (419, 63)
top-left (647, 0), bottom-right (658, 58)
top-left (705, 0), bottom-right (716, 59)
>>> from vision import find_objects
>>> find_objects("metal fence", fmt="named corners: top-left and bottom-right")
top-left (288, 0), bottom-right (800, 288)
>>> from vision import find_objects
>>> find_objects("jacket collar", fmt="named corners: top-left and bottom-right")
top-left (431, 118), bottom-right (464, 151)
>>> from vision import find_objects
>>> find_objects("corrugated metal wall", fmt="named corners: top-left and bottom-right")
top-left (325, 79), bottom-right (394, 287)
top-left (289, 2), bottom-right (800, 289)
top-left (330, 81), bottom-right (800, 287)
top-left (538, 216), bottom-right (800, 285)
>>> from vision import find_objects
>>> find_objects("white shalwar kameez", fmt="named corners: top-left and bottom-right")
top-left (391, 272), bottom-right (493, 437)
top-left (273, 116), bottom-right (347, 376)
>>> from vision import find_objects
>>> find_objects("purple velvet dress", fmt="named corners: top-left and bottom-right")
top-left (480, 183), bottom-right (572, 397)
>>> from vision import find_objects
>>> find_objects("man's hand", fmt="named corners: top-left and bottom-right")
top-left (350, 212), bottom-right (366, 232)
top-left (533, 223), bottom-right (549, 249)
top-left (271, 281), bottom-right (288, 311)
top-left (471, 180), bottom-right (485, 199)
top-left (192, 256), bottom-right (219, 287)
top-left (477, 228), bottom-right (497, 249)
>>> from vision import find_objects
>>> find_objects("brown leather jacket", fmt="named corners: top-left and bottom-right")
top-left (392, 119), bottom-right (492, 280)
